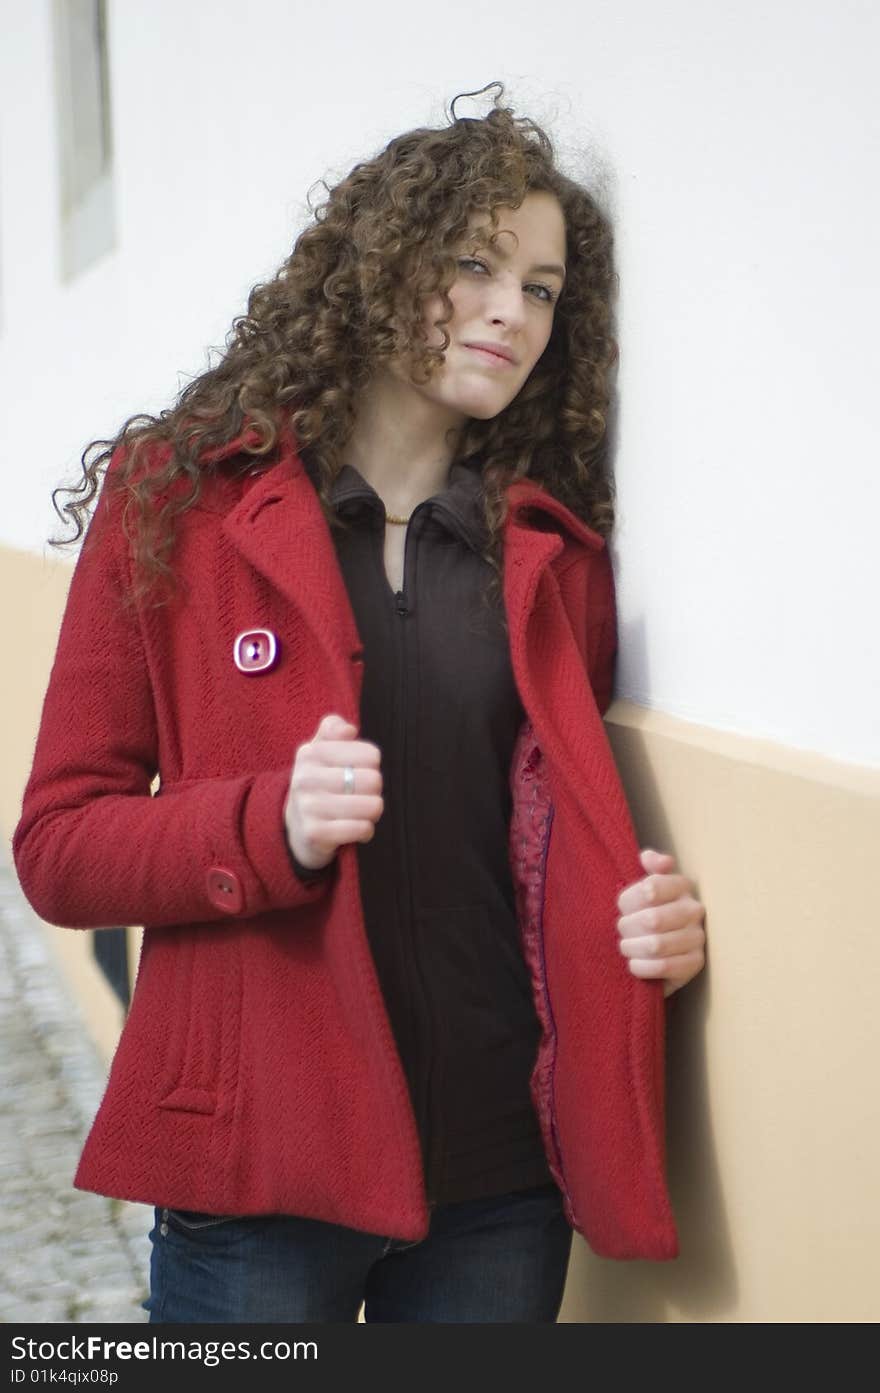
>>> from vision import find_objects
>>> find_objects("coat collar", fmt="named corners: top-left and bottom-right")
top-left (209, 417), bottom-right (606, 555)
top-left (217, 421), bottom-right (604, 708)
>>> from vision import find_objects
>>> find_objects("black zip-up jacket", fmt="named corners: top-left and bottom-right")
top-left (291, 452), bottom-right (554, 1206)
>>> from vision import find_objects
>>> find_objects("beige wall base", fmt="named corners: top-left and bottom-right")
top-left (4, 541), bottom-right (878, 1321)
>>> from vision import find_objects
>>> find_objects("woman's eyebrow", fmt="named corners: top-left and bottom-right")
top-left (529, 262), bottom-right (566, 281)
top-left (466, 238), bottom-right (566, 281)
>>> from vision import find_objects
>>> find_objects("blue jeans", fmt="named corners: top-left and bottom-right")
top-left (144, 1181), bottom-right (572, 1323)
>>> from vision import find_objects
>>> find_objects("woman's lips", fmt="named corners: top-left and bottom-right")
top-left (463, 344), bottom-right (515, 367)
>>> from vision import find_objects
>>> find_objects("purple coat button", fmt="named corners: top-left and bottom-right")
top-left (233, 629), bottom-right (278, 673)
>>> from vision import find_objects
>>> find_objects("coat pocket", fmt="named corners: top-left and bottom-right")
top-left (157, 928), bottom-right (242, 1116)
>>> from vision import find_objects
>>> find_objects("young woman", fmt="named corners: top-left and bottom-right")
top-left (13, 83), bottom-right (706, 1323)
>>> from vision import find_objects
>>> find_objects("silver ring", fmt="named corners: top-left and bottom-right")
top-left (342, 765), bottom-right (355, 794)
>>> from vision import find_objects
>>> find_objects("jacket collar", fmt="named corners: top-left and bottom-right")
top-left (322, 456), bottom-right (489, 556)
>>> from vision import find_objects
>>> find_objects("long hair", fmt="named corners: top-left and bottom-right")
top-left (52, 81), bottom-right (618, 614)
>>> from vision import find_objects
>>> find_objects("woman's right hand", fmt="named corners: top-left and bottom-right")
top-left (283, 713), bottom-right (385, 872)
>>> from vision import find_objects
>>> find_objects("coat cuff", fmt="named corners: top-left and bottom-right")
top-left (285, 843), bottom-right (336, 883)
top-left (241, 768), bottom-right (338, 910)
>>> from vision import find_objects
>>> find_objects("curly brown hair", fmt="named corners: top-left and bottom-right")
top-left (52, 80), bottom-right (619, 616)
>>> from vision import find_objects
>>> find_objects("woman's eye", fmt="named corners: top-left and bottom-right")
top-left (528, 283), bottom-right (558, 305)
top-left (457, 258), bottom-right (558, 306)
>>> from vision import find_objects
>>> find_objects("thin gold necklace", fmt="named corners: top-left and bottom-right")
top-left (384, 511), bottom-right (411, 525)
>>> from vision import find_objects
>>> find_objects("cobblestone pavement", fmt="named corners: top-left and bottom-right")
top-left (0, 849), bottom-right (151, 1323)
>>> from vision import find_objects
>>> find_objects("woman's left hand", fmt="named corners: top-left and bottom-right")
top-left (616, 848), bottom-right (706, 998)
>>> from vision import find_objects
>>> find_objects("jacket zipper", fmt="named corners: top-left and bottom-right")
top-left (390, 504), bottom-right (440, 1206)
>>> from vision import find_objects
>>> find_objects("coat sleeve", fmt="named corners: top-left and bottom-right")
top-left (12, 453), bottom-right (337, 931)
top-left (586, 545), bottom-right (619, 719)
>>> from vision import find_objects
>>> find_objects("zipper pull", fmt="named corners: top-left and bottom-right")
top-left (395, 590), bottom-right (408, 616)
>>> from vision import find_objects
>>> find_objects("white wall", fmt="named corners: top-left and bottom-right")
top-left (1, 0), bottom-right (876, 766)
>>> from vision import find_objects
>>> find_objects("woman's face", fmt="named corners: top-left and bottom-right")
top-left (390, 190), bottom-right (567, 423)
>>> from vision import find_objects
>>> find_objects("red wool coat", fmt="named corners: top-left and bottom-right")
top-left (13, 423), bottom-right (678, 1260)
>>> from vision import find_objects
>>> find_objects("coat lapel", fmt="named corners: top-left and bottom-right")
top-left (503, 485), bottom-right (640, 881)
top-left (220, 430), bottom-right (364, 706)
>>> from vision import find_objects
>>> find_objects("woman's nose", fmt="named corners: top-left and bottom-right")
top-left (483, 276), bottom-right (528, 327)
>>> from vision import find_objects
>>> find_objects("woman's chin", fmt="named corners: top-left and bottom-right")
top-left (450, 389), bottom-right (515, 422)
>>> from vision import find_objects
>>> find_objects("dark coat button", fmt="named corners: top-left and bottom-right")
top-left (205, 865), bottom-right (244, 914)
top-left (233, 629), bottom-right (278, 673)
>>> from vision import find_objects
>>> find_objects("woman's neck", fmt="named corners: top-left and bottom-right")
top-left (343, 367), bottom-right (465, 513)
